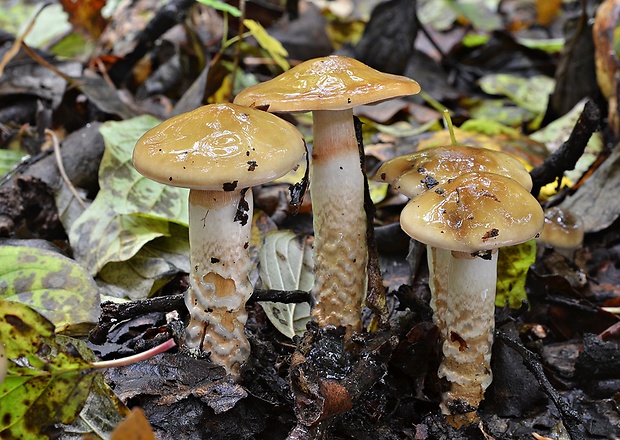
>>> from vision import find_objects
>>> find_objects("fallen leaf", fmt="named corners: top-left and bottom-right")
top-left (69, 116), bottom-right (189, 275)
top-left (0, 246), bottom-right (100, 332)
top-left (110, 407), bottom-right (156, 440)
top-left (259, 230), bottom-right (314, 338)
top-left (0, 301), bottom-right (97, 438)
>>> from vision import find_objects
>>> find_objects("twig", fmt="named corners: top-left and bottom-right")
top-left (90, 289), bottom-right (312, 344)
top-left (496, 330), bottom-right (586, 440)
top-left (530, 100), bottom-right (600, 198)
top-left (45, 129), bottom-right (87, 209)
top-left (0, 3), bottom-right (50, 75)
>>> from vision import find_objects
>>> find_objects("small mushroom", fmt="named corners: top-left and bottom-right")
top-left (234, 55), bottom-right (420, 334)
top-left (537, 206), bottom-right (584, 259)
top-left (133, 103), bottom-right (305, 377)
top-left (374, 143), bottom-right (534, 379)
top-left (375, 144), bottom-right (533, 198)
top-left (400, 172), bottom-right (544, 427)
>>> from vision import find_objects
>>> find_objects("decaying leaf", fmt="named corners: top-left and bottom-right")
top-left (110, 407), bottom-right (155, 440)
top-left (69, 116), bottom-right (189, 276)
top-left (0, 245), bottom-right (100, 332)
top-left (259, 231), bottom-right (314, 338)
top-left (0, 301), bottom-right (98, 438)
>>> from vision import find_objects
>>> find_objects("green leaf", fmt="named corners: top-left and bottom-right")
top-left (0, 246), bottom-right (100, 332)
top-left (196, 0), bottom-right (241, 17)
top-left (0, 301), bottom-right (97, 438)
top-left (495, 240), bottom-right (537, 309)
top-left (259, 231), bottom-right (313, 338)
top-left (97, 223), bottom-right (190, 300)
top-left (69, 116), bottom-right (189, 275)
top-left (0, 150), bottom-right (26, 178)
top-left (243, 19), bottom-right (290, 71)
top-left (477, 74), bottom-right (555, 129)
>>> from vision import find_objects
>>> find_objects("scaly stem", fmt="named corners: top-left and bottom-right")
top-left (310, 109), bottom-right (368, 335)
top-left (185, 188), bottom-right (253, 378)
top-left (438, 250), bottom-right (497, 428)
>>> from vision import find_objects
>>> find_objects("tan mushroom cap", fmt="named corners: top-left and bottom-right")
top-left (233, 55), bottom-right (421, 112)
top-left (401, 172), bottom-right (544, 253)
top-left (538, 206), bottom-right (584, 250)
top-left (133, 103), bottom-right (305, 191)
top-left (376, 145), bottom-right (533, 198)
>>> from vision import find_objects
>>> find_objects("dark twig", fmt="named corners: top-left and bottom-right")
top-left (496, 330), bottom-right (586, 440)
top-left (90, 288), bottom-right (312, 344)
top-left (530, 100), bottom-right (600, 198)
top-left (107, 0), bottom-right (196, 86)
top-left (355, 117), bottom-right (389, 327)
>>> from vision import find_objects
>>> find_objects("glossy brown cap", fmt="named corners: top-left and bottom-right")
top-left (133, 103), bottom-right (305, 190)
top-left (233, 55), bottom-right (421, 112)
top-left (375, 145), bottom-right (532, 198)
top-left (538, 206), bottom-right (584, 250)
top-left (400, 172), bottom-right (544, 252)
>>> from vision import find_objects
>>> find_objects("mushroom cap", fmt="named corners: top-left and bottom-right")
top-left (538, 206), bottom-right (584, 250)
top-left (375, 145), bottom-right (533, 198)
top-left (233, 55), bottom-right (421, 112)
top-left (400, 172), bottom-right (544, 252)
top-left (133, 103), bottom-right (306, 190)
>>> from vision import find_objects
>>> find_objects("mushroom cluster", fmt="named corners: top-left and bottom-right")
top-left (234, 55), bottom-right (420, 334)
top-left (376, 141), bottom-right (543, 426)
top-left (133, 103), bottom-right (305, 377)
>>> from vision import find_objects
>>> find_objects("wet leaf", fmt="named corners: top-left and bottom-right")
top-left (0, 246), bottom-right (100, 332)
top-left (243, 19), bottom-right (290, 71)
top-left (259, 231), bottom-right (314, 338)
top-left (69, 116), bottom-right (189, 275)
top-left (0, 301), bottom-right (97, 438)
top-left (496, 240), bottom-right (537, 309)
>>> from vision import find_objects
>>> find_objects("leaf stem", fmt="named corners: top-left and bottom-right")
top-left (91, 338), bottom-right (176, 370)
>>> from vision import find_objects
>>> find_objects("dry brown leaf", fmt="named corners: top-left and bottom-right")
top-left (110, 407), bottom-right (156, 440)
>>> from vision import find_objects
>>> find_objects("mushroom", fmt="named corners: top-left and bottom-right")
top-left (233, 55), bottom-right (420, 334)
top-left (133, 103), bottom-right (305, 377)
top-left (375, 144), bottom-right (533, 198)
top-left (399, 172), bottom-right (544, 427)
top-left (537, 206), bottom-right (584, 259)
top-left (374, 144), bottom-right (534, 377)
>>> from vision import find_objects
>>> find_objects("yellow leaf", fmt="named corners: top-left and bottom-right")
top-left (243, 19), bottom-right (289, 71)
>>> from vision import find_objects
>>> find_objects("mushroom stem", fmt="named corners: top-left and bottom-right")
top-left (427, 247), bottom-right (451, 339)
top-left (185, 188), bottom-right (253, 378)
top-left (439, 250), bottom-right (497, 427)
top-left (310, 108), bottom-right (368, 335)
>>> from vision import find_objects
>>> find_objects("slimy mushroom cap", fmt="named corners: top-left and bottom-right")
top-left (401, 172), bottom-right (544, 253)
top-left (233, 55), bottom-right (421, 112)
top-left (376, 145), bottom-right (533, 198)
top-left (133, 103), bottom-right (306, 190)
